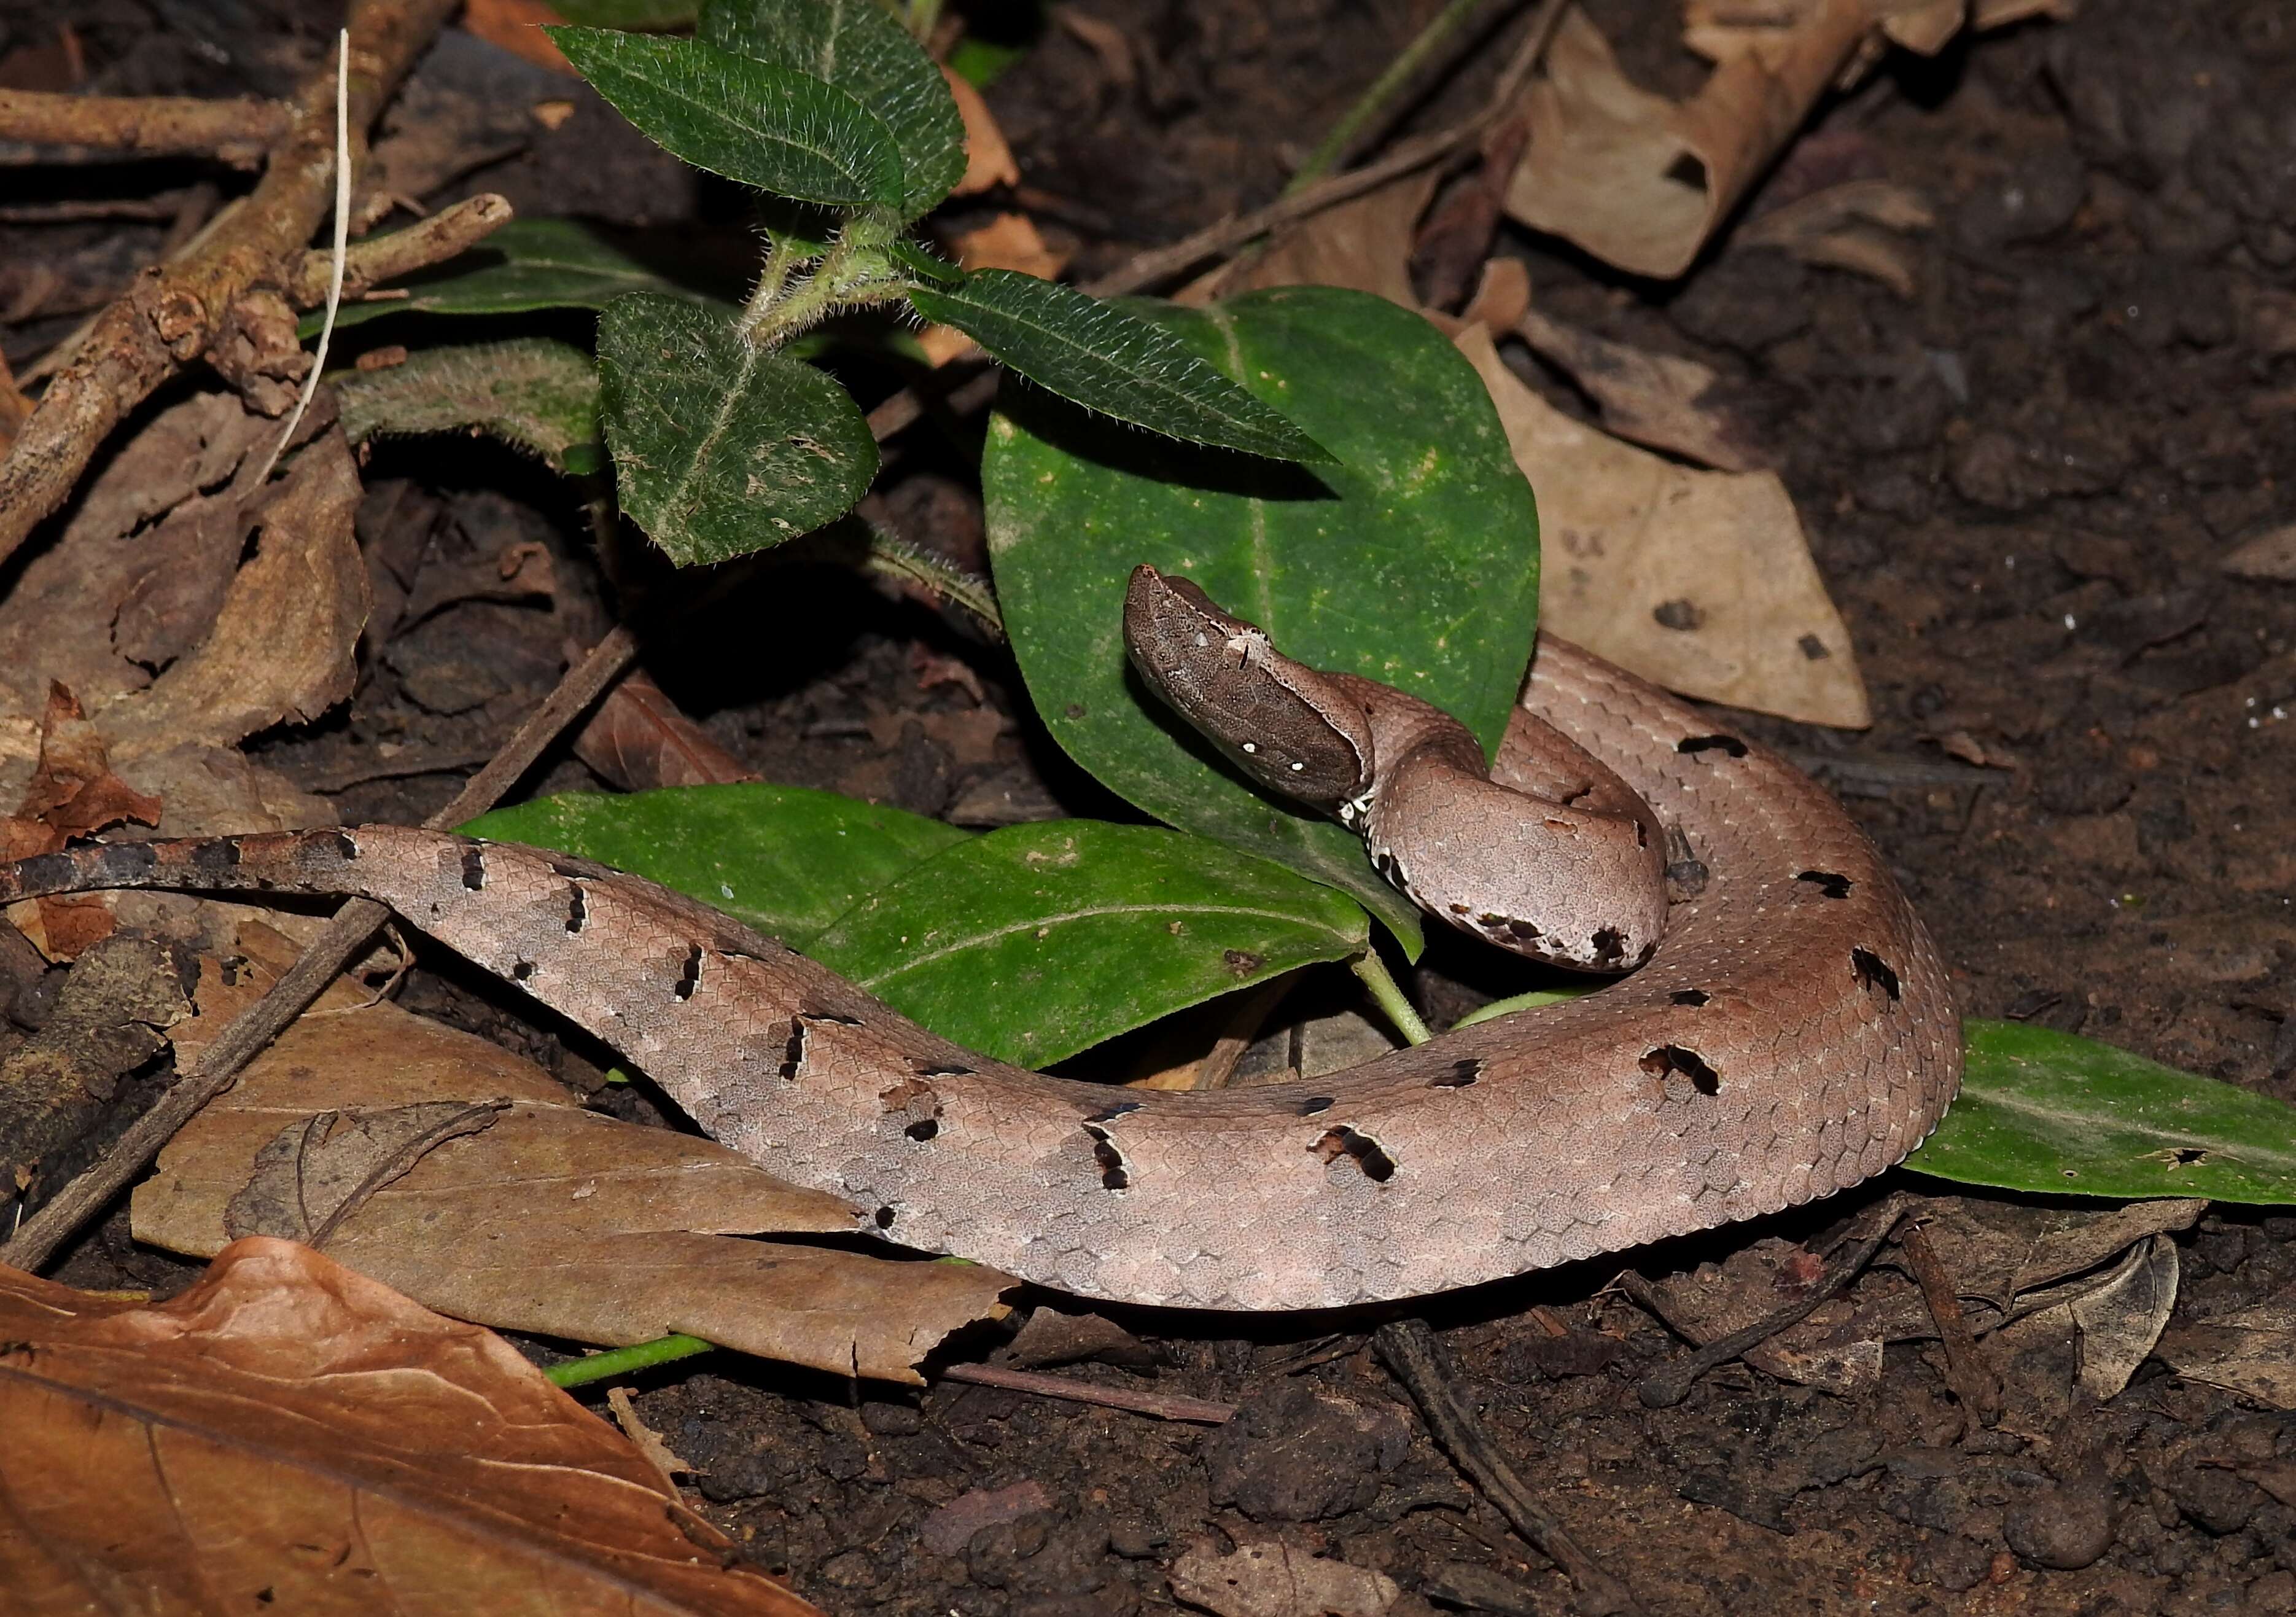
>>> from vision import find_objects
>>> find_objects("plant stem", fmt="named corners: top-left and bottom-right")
top-left (1283, 0), bottom-right (1496, 196)
top-left (1352, 951), bottom-right (1433, 1046)
top-left (745, 231), bottom-right (804, 327)
top-left (739, 222), bottom-right (908, 348)
top-left (547, 1333), bottom-right (715, 1389)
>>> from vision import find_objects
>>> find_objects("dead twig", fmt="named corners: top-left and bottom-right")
top-left (940, 1362), bottom-right (1234, 1425)
top-left (1623, 1191), bottom-right (1913, 1409)
top-left (0, 0), bottom-right (459, 571)
top-left (0, 622), bottom-right (641, 1274)
top-left (1376, 1319), bottom-right (1644, 1616)
top-left (0, 88), bottom-right (289, 167)
top-left (286, 192), bottom-right (514, 306)
top-left (1897, 1217), bottom-right (2005, 1428)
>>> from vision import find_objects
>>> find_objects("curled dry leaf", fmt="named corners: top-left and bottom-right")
top-left (1738, 178), bottom-right (1937, 297)
top-left (574, 666), bottom-right (760, 791)
top-left (133, 930), bottom-right (1015, 1383)
top-left (1455, 323), bottom-right (1870, 727)
top-left (1512, 305), bottom-right (1764, 472)
top-left (2065, 1233), bottom-right (2181, 1401)
top-left (0, 1237), bottom-right (819, 1615)
top-left (1506, 2), bottom-right (2014, 281)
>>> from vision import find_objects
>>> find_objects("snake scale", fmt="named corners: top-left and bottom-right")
top-left (0, 572), bottom-right (1959, 1310)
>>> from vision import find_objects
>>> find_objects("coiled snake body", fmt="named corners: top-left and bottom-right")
top-left (0, 574), bottom-right (1959, 1310)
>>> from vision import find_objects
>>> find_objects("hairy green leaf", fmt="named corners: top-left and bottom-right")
top-left (984, 286), bottom-right (1539, 951)
top-left (598, 292), bottom-right (878, 564)
top-left (311, 219), bottom-right (690, 335)
top-left (807, 822), bottom-right (1368, 1067)
top-left (334, 338), bottom-right (603, 475)
top-left (701, 0), bottom-right (965, 220)
top-left (909, 271), bottom-right (1333, 464)
top-left (548, 28), bottom-right (904, 206)
top-left (461, 785), bottom-right (968, 948)
top-left (1905, 1019), bottom-right (2296, 1202)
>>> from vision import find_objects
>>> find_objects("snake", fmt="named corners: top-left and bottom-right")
top-left (0, 567), bottom-right (1959, 1311)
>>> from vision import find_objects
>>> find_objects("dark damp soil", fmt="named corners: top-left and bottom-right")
top-left (7, 0), bottom-right (2296, 1612)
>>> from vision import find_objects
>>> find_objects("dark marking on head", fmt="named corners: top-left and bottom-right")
top-left (1671, 988), bottom-right (1711, 1007)
top-left (1676, 734), bottom-right (1748, 759)
top-left (192, 837), bottom-right (243, 873)
top-left (332, 831), bottom-right (359, 860)
top-left (779, 1019), bottom-right (807, 1081)
top-left (512, 959), bottom-right (537, 983)
top-left (875, 1206), bottom-right (897, 1228)
top-left (905, 1119), bottom-right (940, 1142)
top-left (461, 847), bottom-right (486, 891)
top-left (1312, 1126), bottom-right (1396, 1183)
top-left (564, 884), bottom-right (587, 933)
top-left (1298, 1095), bottom-right (1335, 1116)
top-left (1431, 1059), bottom-right (1481, 1089)
top-left (1796, 870), bottom-right (1853, 900)
top-left (1851, 947), bottom-right (1902, 1001)
top-left (1640, 1045), bottom-right (1720, 1096)
top-left (920, 1064), bottom-right (974, 1078)
top-left (1667, 859), bottom-right (1711, 898)
top-left (674, 945), bottom-right (704, 1001)
top-left (1082, 1124), bottom-right (1129, 1190)
top-left (1086, 1101), bottom-right (1141, 1125)
top-left (1590, 927), bottom-right (1626, 965)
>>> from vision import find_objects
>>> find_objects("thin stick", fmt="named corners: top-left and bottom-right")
top-left (1376, 1319), bottom-right (1644, 1616)
top-left (247, 29), bottom-right (351, 493)
top-left (940, 1362), bottom-right (1235, 1424)
top-left (0, 88), bottom-right (287, 166)
top-left (0, 625), bottom-right (640, 1274)
top-left (1284, 0), bottom-right (1500, 196)
top-left (1898, 1217), bottom-right (2004, 1427)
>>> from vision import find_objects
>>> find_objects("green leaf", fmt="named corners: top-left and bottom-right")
top-left (701, 0), bottom-right (965, 220)
top-left (1905, 1019), bottom-right (2296, 1203)
top-left (550, 0), bottom-right (696, 24)
top-left (460, 785), bottom-right (968, 948)
top-left (597, 292), bottom-right (879, 564)
top-left (311, 219), bottom-right (690, 335)
top-left (548, 28), bottom-right (905, 207)
top-left (908, 271), bottom-right (1334, 464)
top-left (889, 235), bottom-right (963, 284)
top-left (334, 338), bottom-right (603, 475)
top-left (806, 822), bottom-right (1368, 1067)
top-left (983, 286), bottom-right (1540, 953)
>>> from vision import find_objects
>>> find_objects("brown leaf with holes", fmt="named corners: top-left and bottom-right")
top-left (1511, 305), bottom-right (1764, 472)
top-left (1455, 323), bottom-right (1870, 727)
top-left (0, 1238), bottom-right (819, 1615)
top-left (133, 931), bottom-right (1014, 1384)
top-left (574, 668), bottom-right (759, 790)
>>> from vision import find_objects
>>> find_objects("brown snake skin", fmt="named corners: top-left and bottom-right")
top-left (0, 636), bottom-right (1959, 1311)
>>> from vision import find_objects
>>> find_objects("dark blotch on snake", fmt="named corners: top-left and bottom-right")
top-left (674, 945), bottom-right (703, 1000)
top-left (1852, 947), bottom-right (1902, 1002)
top-left (1313, 1126), bottom-right (1396, 1183)
top-left (461, 847), bottom-right (486, 891)
top-left (192, 838), bottom-right (243, 872)
top-left (1640, 1045), bottom-right (1721, 1096)
top-left (1298, 1095), bottom-right (1335, 1116)
top-left (1082, 1124), bottom-right (1129, 1190)
top-left (1676, 734), bottom-right (1748, 759)
top-left (905, 1119), bottom-right (939, 1142)
top-left (1671, 988), bottom-right (1711, 1007)
top-left (1796, 870), bottom-right (1854, 900)
top-left (1430, 1061), bottom-right (1479, 1088)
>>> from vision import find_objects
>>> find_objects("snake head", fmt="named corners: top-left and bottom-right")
top-left (1122, 565), bottom-right (1374, 807)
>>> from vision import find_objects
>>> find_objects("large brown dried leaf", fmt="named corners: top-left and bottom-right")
top-left (1512, 305), bottom-right (1764, 472)
top-left (574, 668), bottom-right (760, 790)
top-left (1455, 323), bottom-right (1870, 727)
top-left (0, 1238), bottom-right (819, 1615)
top-left (133, 938), bottom-right (1014, 1383)
top-left (99, 431), bottom-right (371, 760)
top-left (2158, 1283), bottom-right (2296, 1410)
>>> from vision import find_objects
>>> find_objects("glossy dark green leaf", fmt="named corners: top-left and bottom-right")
top-left (983, 286), bottom-right (1540, 953)
top-left (1904, 1019), bottom-right (2296, 1203)
top-left (312, 219), bottom-right (689, 335)
top-left (806, 821), bottom-right (1368, 1067)
top-left (335, 338), bottom-right (602, 475)
top-left (597, 292), bottom-right (878, 563)
top-left (909, 271), bottom-right (1333, 464)
top-left (460, 784), bottom-right (968, 948)
top-left (548, 28), bottom-right (904, 206)
top-left (700, 0), bottom-right (965, 220)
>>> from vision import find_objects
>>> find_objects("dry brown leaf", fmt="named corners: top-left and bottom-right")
top-left (0, 1238), bottom-right (819, 1614)
top-left (99, 431), bottom-right (370, 761)
top-left (1738, 177), bottom-right (1936, 296)
top-left (462, 0), bottom-right (578, 75)
top-left (1455, 323), bottom-right (1870, 727)
top-left (1412, 117), bottom-right (1530, 314)
top-left (943, 64), bottom-right (1019, 195)
top-left (2222, 524), bottom-right (2296, 582)
top-left (1185, 169), bottom-right (1439, 308)
top-left (1512, 306), bottom-right (1764, 471)
top-left (133, 939), bottom-right (1014, 1384)
top-left (2066, 1233), bottom-right (2181, 1400)
top-left (1169, 1541), bottom-right (1402, 1617)
top-left (2158, 1284), bottom-right (2296, 1409)
top-left (1459, 257), bottom-right (1533, 332)
top-left (574, 667), bottom-right (760, 790)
